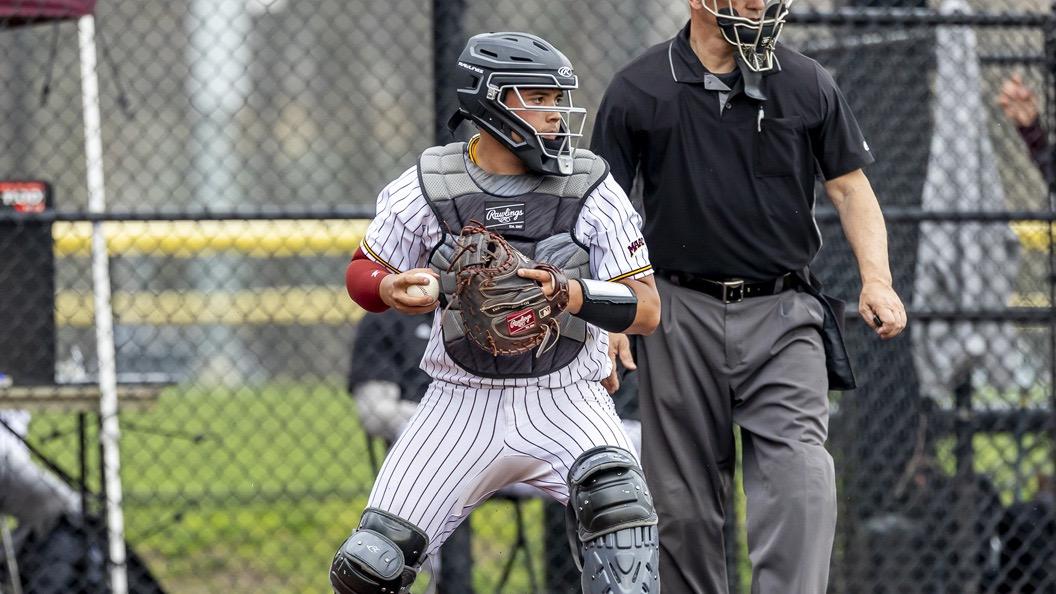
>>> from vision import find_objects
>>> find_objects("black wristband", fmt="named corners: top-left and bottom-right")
top-left (574, 278), bottom-right (638, 333)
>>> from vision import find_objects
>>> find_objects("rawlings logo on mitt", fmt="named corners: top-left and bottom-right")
top-left (444, 221), bottom-right (570, 357)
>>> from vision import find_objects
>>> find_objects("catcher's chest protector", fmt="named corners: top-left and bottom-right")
top-left (420, 142), bottom-right (607, 378)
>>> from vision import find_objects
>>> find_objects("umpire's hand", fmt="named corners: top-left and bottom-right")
top-left (859, 280), bottom-right (907, 340)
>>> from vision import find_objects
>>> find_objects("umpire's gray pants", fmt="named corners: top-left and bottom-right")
top-left (639, 277), bottom-right (836, 594)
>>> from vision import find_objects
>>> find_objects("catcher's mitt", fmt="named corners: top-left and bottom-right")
top-left (445, 222), bottom-right (570, 357)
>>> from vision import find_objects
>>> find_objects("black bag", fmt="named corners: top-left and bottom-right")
top-left (0, 513), bottom-right (166, 594)
top-left (797, 269), bottom-right (857, 391)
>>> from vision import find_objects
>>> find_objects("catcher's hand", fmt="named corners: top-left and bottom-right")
top-left (446, 222), bottom-right (570, 357)
top-left (380, 268), bottom-right (440, 315)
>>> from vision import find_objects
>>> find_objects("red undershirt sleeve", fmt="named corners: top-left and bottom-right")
top-left (346, 247), bottom-right (391, 313)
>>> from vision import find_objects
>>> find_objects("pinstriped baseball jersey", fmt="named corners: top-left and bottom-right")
top-left (361, 159), bottom-right (653, 389)
top-left (356, 145), bottom-right (652, 557)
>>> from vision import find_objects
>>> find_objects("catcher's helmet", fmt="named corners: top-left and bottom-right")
top-left (447, 32), bottom-right (586, 176)
top-left (703, 0), bottom-right (794, 72)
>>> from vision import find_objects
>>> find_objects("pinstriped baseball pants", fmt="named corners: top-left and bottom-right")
top-left (365, 378), bottom-right (637, 557)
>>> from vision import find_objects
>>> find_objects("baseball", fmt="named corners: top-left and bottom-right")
top-left (407, 273), bottom-right (440, 300)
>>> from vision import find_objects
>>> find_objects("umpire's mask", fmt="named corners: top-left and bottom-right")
top-left (447, 32), bottom-right (586, 176)
top-left (703, 0), bottom-right (795, 72)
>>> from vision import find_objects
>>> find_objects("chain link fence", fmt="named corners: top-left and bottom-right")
top-left (0, 0), bottom-right (1054, 592)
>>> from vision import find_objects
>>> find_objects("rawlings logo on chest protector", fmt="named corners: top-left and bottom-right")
top-left (485, 201), bottom-right (526, 230)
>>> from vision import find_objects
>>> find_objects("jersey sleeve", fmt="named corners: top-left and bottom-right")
top-left (810, 63), bottom-right (875, 180)
top-left (575, 174), bottom-right (653, 282)
top-left (360, 166), bottom-right (436, 272)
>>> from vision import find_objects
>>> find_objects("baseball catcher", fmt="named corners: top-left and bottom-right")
top-left (335, 31), bottom-right (661, 594)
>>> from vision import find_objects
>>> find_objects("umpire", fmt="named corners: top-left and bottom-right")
top-left (590, 0), bottom-right (907, 592)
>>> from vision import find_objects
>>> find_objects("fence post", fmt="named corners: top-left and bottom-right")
top-left (433, 0), bottom-right (466, 146)
top-left (431, 7), bottom-right (476, 594)
top-left (952, 379), bottom-right (979, 593)
top-left (1046, 0), bottom-right (1056, 512)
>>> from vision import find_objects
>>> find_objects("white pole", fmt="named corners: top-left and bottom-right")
top-left (187, 0), bottom-right (252, 384)
top-left (78, 14), bottom-right (129, 594)
top-left (1, 516), bottom-right (23, 594)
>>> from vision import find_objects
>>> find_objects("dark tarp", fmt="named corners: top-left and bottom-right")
top-left (0, 0), bottom-right (95, 27)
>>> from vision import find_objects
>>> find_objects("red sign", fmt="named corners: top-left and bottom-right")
top-left (0, 181), bottom-right (48, 213)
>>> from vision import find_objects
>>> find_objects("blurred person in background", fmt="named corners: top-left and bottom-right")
top-left (997, 73), bottom-right (1052, 180)
top-left (0, 410), bottom-right (87, 594)
top-left (0, 421), bottom-right (165, 594)
top-left (346, 310), bottom-right (432, 444)
top-left (0, 410), bottom-right (80, 537)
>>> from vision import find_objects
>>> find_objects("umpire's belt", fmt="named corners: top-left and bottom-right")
top-left (656, 269), bottom-right (800, 303)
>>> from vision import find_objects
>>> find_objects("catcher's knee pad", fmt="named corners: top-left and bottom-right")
top-left (329, 508), bottom-right (428, 594)
top-left (566, 446), bottom-right (659, 594)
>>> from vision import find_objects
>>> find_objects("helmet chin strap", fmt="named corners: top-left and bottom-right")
top-left (447, 109), bottom-right (468, 134)
top-left (542, 138), bottom-right (566, 153)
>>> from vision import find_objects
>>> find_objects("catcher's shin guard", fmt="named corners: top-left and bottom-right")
top-left (567, 446), bottom-right (660, 594)
top-left (329, 509), bottom-right (428, 594)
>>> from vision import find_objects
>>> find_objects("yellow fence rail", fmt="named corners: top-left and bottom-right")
top-left (53, 220), bottom-right (370, 257)
top-left (52, 220), bottom-right (372, 326)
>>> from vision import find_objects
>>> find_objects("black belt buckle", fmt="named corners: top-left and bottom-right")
top-left (721, 280), bottom-right (745, 303)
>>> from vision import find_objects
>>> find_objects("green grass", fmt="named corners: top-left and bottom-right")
top-left (935, 432), bottom-right (1055, 506)
top-left (934, 383), bottom-right (1055, 506)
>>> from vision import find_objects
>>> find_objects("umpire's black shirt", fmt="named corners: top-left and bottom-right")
top-left (591, 21), bottom-right (873, 281)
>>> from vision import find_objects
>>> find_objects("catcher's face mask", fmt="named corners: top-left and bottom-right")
top-left (497, 85), bottom-right (586, 174)
top-left (702, 0), bottom-right (795, 72)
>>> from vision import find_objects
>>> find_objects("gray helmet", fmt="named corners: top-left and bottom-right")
top-left (447, 32), bottom-right (586, 176)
